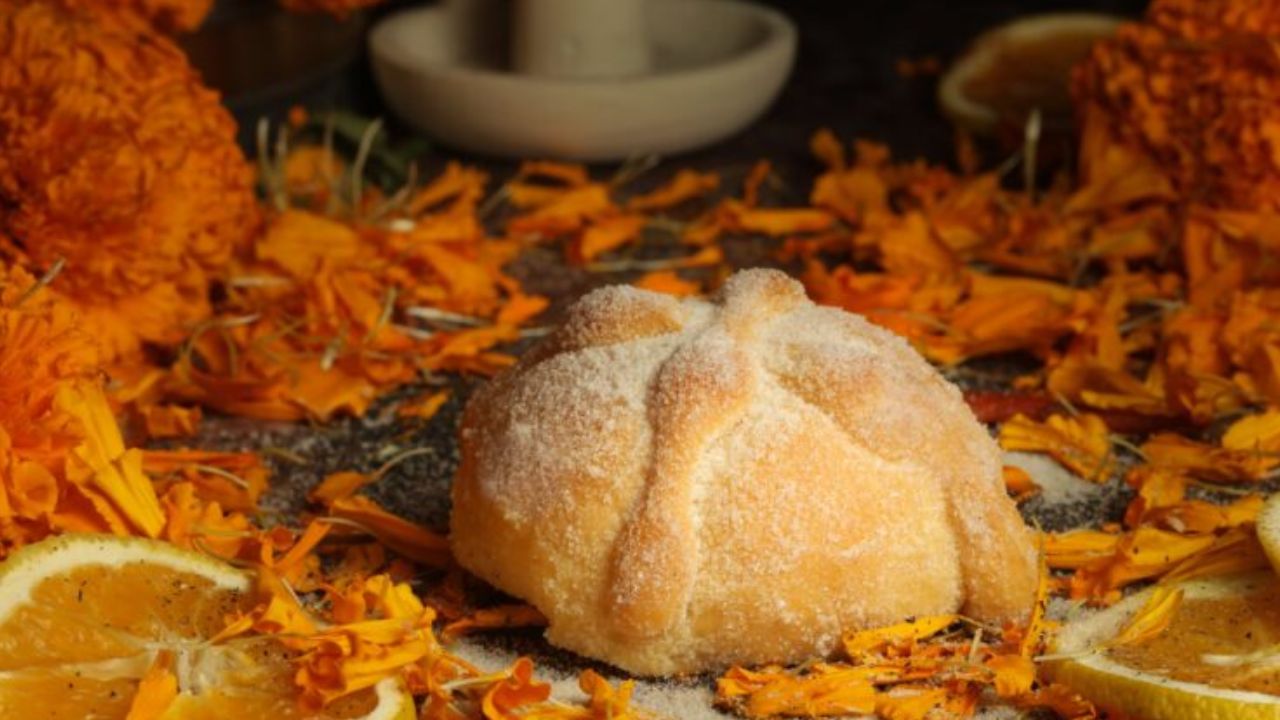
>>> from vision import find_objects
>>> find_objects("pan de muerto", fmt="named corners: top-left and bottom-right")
top-left (450, 268), bottom-right (1037, 675)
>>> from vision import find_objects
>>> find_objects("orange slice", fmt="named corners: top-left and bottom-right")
top-left (1045, 573), bottom-right (1280, 720)
top-left (938, 13), bottom-right (1123, 136)
top-left (0, 533), bottom-right (414, 719)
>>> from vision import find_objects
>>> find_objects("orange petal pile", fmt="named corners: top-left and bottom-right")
top-left (214, 569), bottom-right (651, 719)
top-left (162, 152), bottom-right (546, 422)
top-left (716, 571), bottom-right (1095, 720)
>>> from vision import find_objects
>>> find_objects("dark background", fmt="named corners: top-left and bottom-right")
top-left (185, 0), bottom-right (1148, 169)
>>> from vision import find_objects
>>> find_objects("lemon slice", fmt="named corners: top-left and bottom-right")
top-left (1045, 573), bottom-right (1280, 720)
top-left (1257, 493), bottom-right (1280, 576)
top-left (938, 13), bottom-right (1123, 135)
top-left (0, 533), bottom-right (415, 720)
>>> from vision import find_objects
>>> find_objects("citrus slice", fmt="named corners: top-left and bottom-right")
top-left (1257, 493), bottom-right (1280, 576)
top-left (0, 533), bottom-right (414, 720)
top-left (1045, 572), bottom-right (1280, 720)
top-left (938, 13), bottom-right (1123, 136)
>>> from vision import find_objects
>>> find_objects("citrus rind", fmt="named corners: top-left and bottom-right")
top-left (938, 12), bottom-right (1123, 134)
top-left (0, 533), bottom-right (249, 622)
top-left (1045, 573), bottom-right (1280, 720)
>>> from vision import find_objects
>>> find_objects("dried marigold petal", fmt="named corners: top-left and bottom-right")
top-left (1108, 585), bottom-right (1183, 648)
top-left (1141, 433), bottom-right (1276, 483)
top-left (725, 200), bottom-right (836, 237)
top-left (579, 669), bottom-right (642, 718)
top-left (408, 162), bottom-right (489, 216)
top-left (633, 270), bottom-right (702, 297)
top-left (159, 482), bottom-right (252, 560)
top-left (440, 605), bottom-right (548, 643)
top-left (328, 495), bottom-right (451, 567)
top-left (517, 161), bottom-right (591, 187)
top-left (875, 688), bottom-right (948, 720)
top-left (1068, 527), bottom-right (1217, 600)
top-left (57, 381), bottom-right (165, 537)
top-left (214, 569), bottom-right (318, 644)
top-left (810, 128), bottom-right (846, 171)
top-left (125, 650), bottom-right (177, 720)
top-left (508, 185), bottom-right (613, 238)
top-left (137, 404), bottom-right (201, 440)
top-left (843, 615), bottom-right (960, 658)
top-left (569, 214), bottom-right (646, 265)
top-left (626, 170), bottom-right (720, 212)
top-left (1044, 530), bottom-right (1122, 570)
top-left (1144, 495), bottom-right (1262, 535)
top-left (745, 666), bottom-right (879, 718)
top-left (999, 413), bottom-right (1115, 481)
top-left (309, 470), bottom-right (371, 506)
top-left (1222, 409), bottom-right (1280, 455)
top-left (481, 657), bottom-right (553, 719)
top-left (1002, 465), bottom-right (1040, 503)
top-left (1160, 526), bottom-right (1270, 584)
top-left (742, 160), bottom-right (773, 208)
top-left (256, 210), bottom-right (361, 280)
top-left (986, 654), bottom-right (1036, 698)
top-left (1122, 467), bottom-right (1187, 529)
top-left (143, 449), bottom-right (268, 512)
top-left (397, 390), bottom-right (450, 421)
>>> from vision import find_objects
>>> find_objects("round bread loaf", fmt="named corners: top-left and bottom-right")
top-left (450, 268), bottom-right (1037, 675)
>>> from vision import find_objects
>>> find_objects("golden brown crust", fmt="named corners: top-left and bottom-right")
top-left (765, 312), bottom-right (1039, 621)
top-left (608, 333), bottom-right (755, 639)
top-left (450, 269), bottom-right (1037, 675)
top-left (521, 285), bottom-right (686, 365)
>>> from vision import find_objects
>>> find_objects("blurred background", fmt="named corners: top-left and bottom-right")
top-left (186, 0), bottom-right (1148, 166)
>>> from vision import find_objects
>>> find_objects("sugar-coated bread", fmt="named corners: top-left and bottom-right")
top-left (450, 268), bottom-right (1038, 675)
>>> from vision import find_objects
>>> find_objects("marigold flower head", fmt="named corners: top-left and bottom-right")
top-left (0, 264), bottom-right (99, 455)
top-left (1146, 0), bottom-right (1280, 38)
top-left (1073, 0), bottom-right (1280, 210)
top-left (0, 1), bottom-right (258, 360)
top-left (0, 263), bottom-right (169, 554)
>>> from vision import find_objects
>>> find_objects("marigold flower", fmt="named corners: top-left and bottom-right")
top-left (0, 1), bottom-right (257, 361)
top-left (0, 264), bottom-right (170, 554)
top-left (1074, 0), bottom-right (1280, 211)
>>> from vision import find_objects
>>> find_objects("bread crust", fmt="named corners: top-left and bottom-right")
top-left (450, 269), bottom-right (1037, 675)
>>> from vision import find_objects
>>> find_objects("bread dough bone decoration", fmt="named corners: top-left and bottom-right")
top-left (450, 269), bottom-right (1037, 675)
